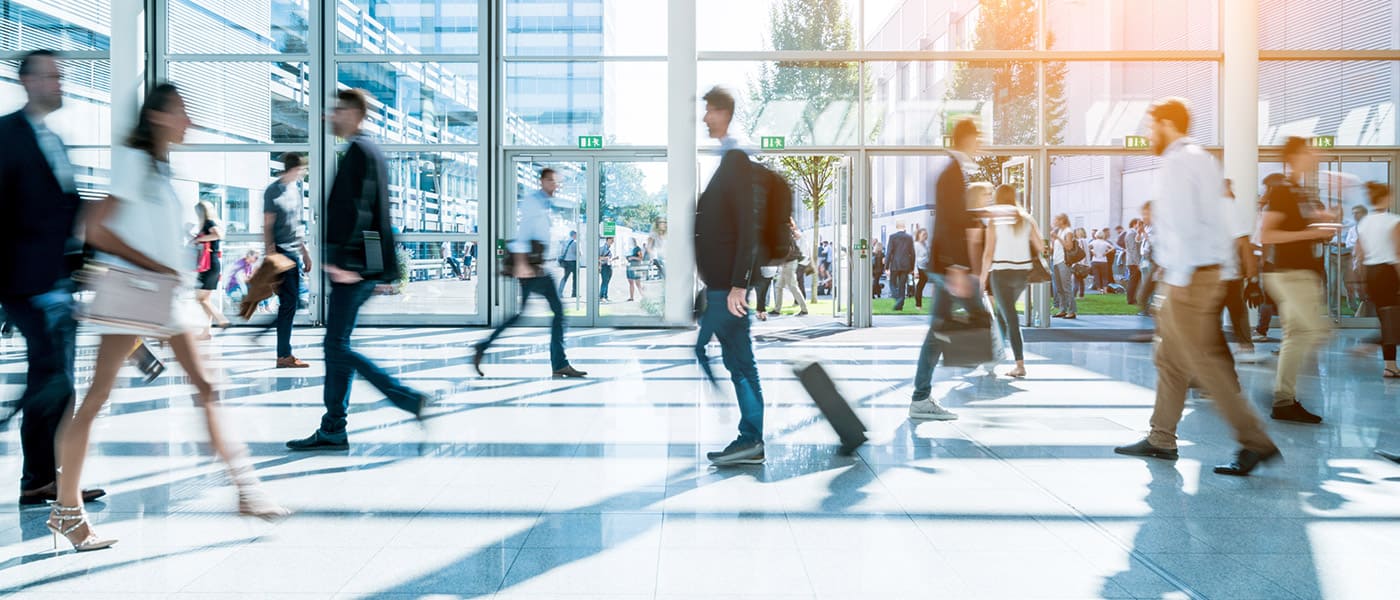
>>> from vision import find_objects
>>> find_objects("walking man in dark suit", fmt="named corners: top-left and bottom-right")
top-left (286, 89), bottom-right (430, 452)
top-left (0, 50), bottom-right (105, 505)
top-left (694, 86), bottom-right (766, 466)
top-left (558, 230), bottom-right (579, 297)
top-left (908, 118), bottom-right (989, 422)
top-left (887, 222), bottom-right (915, 311)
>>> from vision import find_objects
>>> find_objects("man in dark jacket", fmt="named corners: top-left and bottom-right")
top-left (886, 221), bottom-right (915, 311)
top-left (0, 50), bottom-right (105, 505)
top-left (693, 86), bottom-right (766, 466)
top-left (287, 89), bottom-right (430, 451)
top-left (908, 117), bottom-right (989, 422)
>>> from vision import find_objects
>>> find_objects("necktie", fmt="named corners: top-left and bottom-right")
top-left (34, 122), bottom-right (76, 194)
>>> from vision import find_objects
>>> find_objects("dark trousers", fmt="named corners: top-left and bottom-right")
top-left (989, 270), bottom-right (1029, 361)
top-left (891, 269), bottom-right (911, 309)
top-left (1091, 262), bottom-right (1111, 291)
top-left (695, 289), bottom-right (764, 444)
top-left (480, 275), bottom-right (569, 371)
top-left (1367, 264), bottom-right (1399, 361)
top-left (445, 256), bottom-right (462, 279)
top-left (1, 287), bottom-right (76, 491)
top-left (912, 275), bottom-right (990, 401)
top-left (914, 270), bottom-right (929, 308)
top-left (1221, 278), bottom-right (1251, 345)
top-left (752, 275), bottom-right (773, 313)
top-left (599, 264), bottom-right (613, 299)
top-left (320, 281), bottom-right (423, 434)
top-left (1126, 265), bottom-right (1142, 305)
top-left (275, 251), bottom-right (301, 358)
top-left (558, 260), bottom-right (578, 297)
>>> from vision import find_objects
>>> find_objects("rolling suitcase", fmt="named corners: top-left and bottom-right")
top-left (792, 360), bottom-right (867, 455)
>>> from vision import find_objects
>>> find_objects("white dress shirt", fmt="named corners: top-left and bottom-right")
top-left (512, 188), bottom-right (556, 254)
top-left (1151, 138), bottom-right (1233, 287)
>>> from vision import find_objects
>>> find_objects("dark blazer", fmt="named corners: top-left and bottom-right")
top-left (0, 111), bottom-right (82, 300)
top-left (694, 148), bottom-right (758, 290)
top-left (886, 230), bottom-right (915, 272)
top-left (928, 155), bottom-right (972, 273)
top-left (324, 136), bottom-right (399, 282)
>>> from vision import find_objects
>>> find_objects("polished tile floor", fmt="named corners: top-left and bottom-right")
top-left (1, 318), bottom-right (1397, 599)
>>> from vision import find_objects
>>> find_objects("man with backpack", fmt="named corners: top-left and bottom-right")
top-left (694, 86), bottom-right (771, 465)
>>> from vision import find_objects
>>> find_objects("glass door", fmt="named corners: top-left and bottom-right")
top-left (502, 153), bottom-right (670, 328)
top-left (505, 156), bottom-right (593, 327)
top-left (1317, 155), bottom-right (1391, 323)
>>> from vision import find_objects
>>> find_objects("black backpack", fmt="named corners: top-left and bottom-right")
top-left (751, 162), bottom-right (796, 266)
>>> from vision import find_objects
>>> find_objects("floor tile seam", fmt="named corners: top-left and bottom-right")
top-left (944, 421), bottom-right (1208, 600)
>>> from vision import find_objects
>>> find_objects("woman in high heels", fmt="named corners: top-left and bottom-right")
top-left (50, 83), bottom-right (288, 553)
top-left (192, 200), bottom-right (231, 339)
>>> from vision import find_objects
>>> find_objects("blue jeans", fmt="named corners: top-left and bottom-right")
top-left (275, 250), bottom-right (301, 358)
top-left (989, 270), bottom-right (1030, 361)
top-left (911, 275), bottom-right (990, 401)
top-left (320, 280), bottom-right (423, 434)
top-left (1, 285), bottom-right (76, 490)
top-left (479, 274), bottom-right (569, 371)
top-left (695, 289), bottom-right (764, 443)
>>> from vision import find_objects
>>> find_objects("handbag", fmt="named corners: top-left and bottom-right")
top-left (935, 312), bottom-right (996, 368)
top-left (196, 242), bottom-right (212, 273)
top-left (1072, 263), bottom-right (1091, 278)
top-left (1028, 241), bottom-right (1051, 283)
top-left (77, 262), bottom-right (182, 336)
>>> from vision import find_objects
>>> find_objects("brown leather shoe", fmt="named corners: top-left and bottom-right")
top-left (552, 365), bottom-right (588, 379)
top-left (276, 356), bottom-right (310, 369)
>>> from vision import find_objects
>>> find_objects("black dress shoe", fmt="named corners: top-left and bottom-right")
top-left (19, 485), bottom-right (106, 506)
top-left (1213, 447), bottom-right (1282, 476)
top-left (553, 365), bottom-right (587, 378)
top-left (1113, 438), bottom-right (1179, 460)
top-left (1375, 449), bottom-right (1400, 464)
top-left (286, 430), bottom-right (349, 451)
top-left (1271, 401), bottom-right (1322, 424)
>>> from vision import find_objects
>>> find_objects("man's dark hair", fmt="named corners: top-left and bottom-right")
top-left (540, 167), bottom-right (556, 180)
top-left (702, 86), bottom-right (735, 115)
top-left (1148, 97), bottom-right (1191, 134)
top-left (951, 117), bottom-right (979, 146)
top-left (18, 49), bottom-right (57, 77)
top-left (281, 152), bottom-right (305, 171)
top-left (337, 88), bottom-right (370, 114)
top-left (1263, 172), bottom-right (1286, 188)
top-left (1281, 136), bottom-right (1309, 159)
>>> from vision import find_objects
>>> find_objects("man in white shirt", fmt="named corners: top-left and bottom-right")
top-left (1114, 98), bottom-right (1278, 477)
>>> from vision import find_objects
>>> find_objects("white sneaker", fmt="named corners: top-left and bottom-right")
top-left (1234, 349), bottom-right (1268, 364)
top-left (909, 399), bottom-right (959, 421)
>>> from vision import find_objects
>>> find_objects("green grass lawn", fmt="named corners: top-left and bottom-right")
top-left (868, 292), bottom-right (1142, 316)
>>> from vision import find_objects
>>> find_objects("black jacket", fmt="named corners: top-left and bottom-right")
top-left (324, 136), bottom-right (400, 282)
top-left (929, 156), bottom-right (972, 273)
top-left (0, 111), bottom-right (82, 299)
top-left (886, 230), bottom-right (915, 272)
top-left (694, 149), bottom-right (758, 290)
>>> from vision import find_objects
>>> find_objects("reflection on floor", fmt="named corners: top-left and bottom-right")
top-left (1, 321), bottom-right (1397, 599)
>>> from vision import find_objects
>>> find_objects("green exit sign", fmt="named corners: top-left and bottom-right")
top-left (760, 136), bottom-right (785, 150)
top-left (1309, 136), bottom-right (1335, 149)
top-left (603, 221), bottom-right (616, 237)
top-left (1123, 135), bottom-right (1150, 150)
top-left (578, 135), bottom-right (603, 149)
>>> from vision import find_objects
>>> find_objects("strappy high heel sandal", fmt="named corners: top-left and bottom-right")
top-left (47, 504), bottom-right (116, 552)
top-left (229, 460), bottom-right (291, 521)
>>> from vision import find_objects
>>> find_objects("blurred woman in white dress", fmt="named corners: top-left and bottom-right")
top-left (50, 84), bottom-right (288, 553)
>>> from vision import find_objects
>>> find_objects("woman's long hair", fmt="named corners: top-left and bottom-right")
top-left (125, 83), bottom-right (182, 162)
top-left (195, 200), bottom-right (216, 226)
top-left (995, 184), bottom-right (1029, 232)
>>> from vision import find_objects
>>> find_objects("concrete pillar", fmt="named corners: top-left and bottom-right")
top-left (665, 0), bottom-right (697, 325)
top-left (1222, 0), bottom-right (1260, 222)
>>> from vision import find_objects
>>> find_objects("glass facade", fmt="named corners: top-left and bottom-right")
top-left (1, 0), bottom-right (1396, 325)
